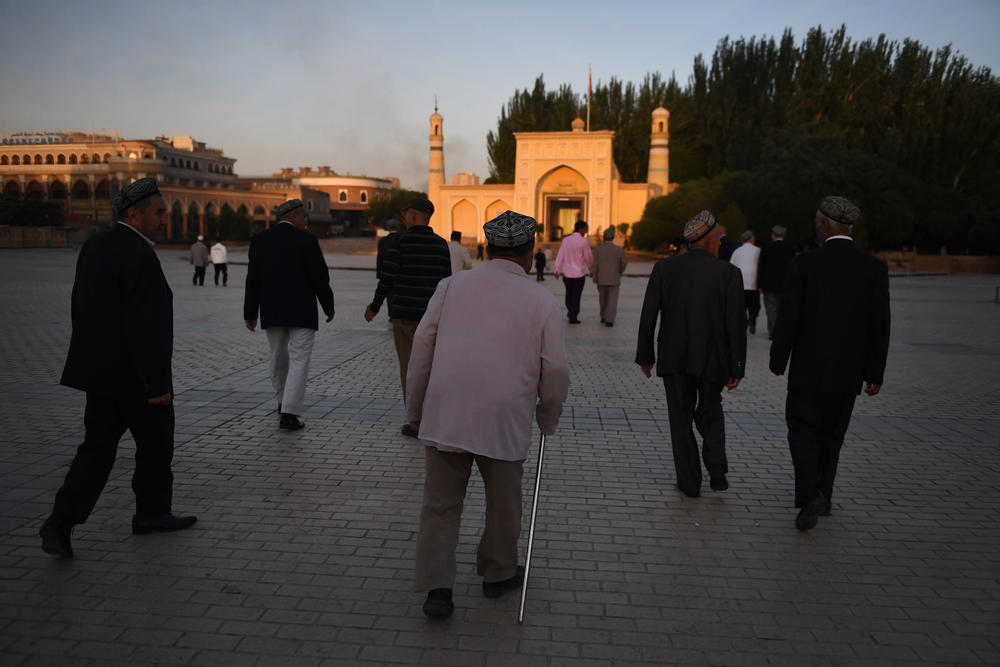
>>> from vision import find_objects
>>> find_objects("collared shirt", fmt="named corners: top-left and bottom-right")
top-left (116, 220), bottom-right (155, 246)
top-left (553, 232), bottom-right (594, 278)
top-left (826, 235), bottom-right (853, 243)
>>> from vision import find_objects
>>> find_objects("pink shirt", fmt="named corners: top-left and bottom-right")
top-left (553, 232), bottom-right (594, 278)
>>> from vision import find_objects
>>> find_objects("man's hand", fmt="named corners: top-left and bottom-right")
top-left (147, 393), bottom-right (172, 406)
top-left (726, 377), bottom-right (741, 390)
top-left (326, 313), bottom-right (334, 323)
top-left (364, 306), bottom-right (376, 322)
top-left (864, 383), bottom-right (881, 396)
top-left (640, 364), bottom-right (653, 378)
top-left (245, 319), bottom-right (257, 332)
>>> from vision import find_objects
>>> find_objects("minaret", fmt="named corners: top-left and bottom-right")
top-left (647, 106), bottom-right (670, 196)
top-left (428, 102), bottom-right (445, 210)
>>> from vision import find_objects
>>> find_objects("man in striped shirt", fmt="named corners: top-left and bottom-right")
top-left (365, 198), bottom-right (451, 436)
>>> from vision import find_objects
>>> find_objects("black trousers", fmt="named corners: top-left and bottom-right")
top-left (662, 374), bottom-right (727, 495)
top-left (213, 263), bottom-right (228, 285)
top-left (535, 264), bottom-right (545, 281)
top-left (563, 276), bottom-right (585, 321)
top-left (785, 390), bottom-right (856, 507)
top-left (193, 266), bottom-right (206, 285)
top-left (52, 392), bottom-right (175, 524)
top-left (744, 289), bottom-right (760, 325)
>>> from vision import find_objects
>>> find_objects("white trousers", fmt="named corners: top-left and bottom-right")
top-left (266, 326), bottom-right (315, 417)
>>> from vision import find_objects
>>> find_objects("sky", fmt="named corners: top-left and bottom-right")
top-left (2, 0), bottom-right (998, 191)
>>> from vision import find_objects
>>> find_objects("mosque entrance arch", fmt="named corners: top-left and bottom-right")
top-left (535, 165), bottom-right (588, 241)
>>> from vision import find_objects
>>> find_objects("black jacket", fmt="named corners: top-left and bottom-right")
top-left (758, 238), bottom-right (795, 293)
top-left (243, 223), bottom-right (334, 330)
top-left (769, 238), bottom-right (890, 394)
top-left (369, 225), bottom-right (451, 321)
top-left (635, 247), bottom-right (747, 384)
top-left (61, 224), bottom-right (173, 399)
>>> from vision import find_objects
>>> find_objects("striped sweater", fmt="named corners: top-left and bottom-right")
top-left (369, 225), bottom-right (451, 321)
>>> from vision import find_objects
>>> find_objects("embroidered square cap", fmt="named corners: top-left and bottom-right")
top-left (683, 210), bottom-right (717, 242)
top-left (483, 210), bottom-right (537, 247)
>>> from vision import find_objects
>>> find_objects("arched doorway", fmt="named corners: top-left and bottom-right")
top-left (187, 202), bottom-right (200, 238)
top-left (451, 199), bottom-right (478, 240)
top-left (25, 181), bottom-right (44, 199)
top-left (3, 181), bottom-right (20, 198)
top-left (535, 165), bottom-right (588, 240)
top-left (50, 180), bottom-right (69, 210)
top-left (171, 201), bottom-right (184, 240)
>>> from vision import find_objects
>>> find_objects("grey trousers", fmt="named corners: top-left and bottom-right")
top-left (392, 319), bottom-right (419, 400)
top-left (414, 445), bottom-right (524, 592)
top-left (597, 284), bottom-right (620, 324)
top-left (266, 326), bottom-right (315, 417)
top-left (763, 292), bottom-right (781, 338)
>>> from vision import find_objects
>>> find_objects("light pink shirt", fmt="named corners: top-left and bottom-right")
top-left (553, 232), bottom-right (594, 278)
top-left (406, 259), bottom-right (570, 461)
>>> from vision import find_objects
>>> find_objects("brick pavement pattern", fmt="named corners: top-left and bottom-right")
top-left (1, 247), bottom-right (998, 666)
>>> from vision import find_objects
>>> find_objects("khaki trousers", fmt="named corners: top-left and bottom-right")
top-left (597, 284), bottom-right (620, 324)
top-left (266, 326), bottom-right (315, 417)
top-left (392, 319), bottom-right (419, 399)
top-left (414, 445), bottom-right (524, 592)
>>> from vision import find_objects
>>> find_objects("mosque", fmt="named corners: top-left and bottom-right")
top-left (426, 106), bottom-right (676, 243)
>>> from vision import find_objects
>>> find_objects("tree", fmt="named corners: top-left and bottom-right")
top-left (367, 188), bottom-right (427, 226)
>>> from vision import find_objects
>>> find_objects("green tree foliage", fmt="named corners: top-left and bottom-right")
top-left (366, 188), bottom-right (428, 227)
top-left (487, 25), bottom-right (1000, 252)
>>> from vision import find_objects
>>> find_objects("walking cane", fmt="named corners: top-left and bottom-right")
top-left (517, 433), bottom-right (546, 624)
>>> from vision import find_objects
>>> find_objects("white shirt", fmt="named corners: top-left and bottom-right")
top-left (447, 241), bottom-right (472, 274)
top-left (210, 242), bottom-right (228, 264)
top-left (730, 241), bottom-right (761, 290)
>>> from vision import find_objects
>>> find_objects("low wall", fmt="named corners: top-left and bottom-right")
top-left (0, 226), bottom-right (69, 248)
top-left (875, 251), bottom-right (1000, 275)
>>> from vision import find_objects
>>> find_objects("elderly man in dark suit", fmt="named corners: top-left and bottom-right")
top-left (244, 199), bottom-right (334, 431)
top-left (770, 196), bottom-right (890, 531)
top-left (40, 178), bottom-right (197, 559)
top-left (758, 224), bottom-right (795, 340)
top-left (636, 211), bottom-right (747, 497)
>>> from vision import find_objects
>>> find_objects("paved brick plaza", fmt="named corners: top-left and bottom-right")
top-left (1, 246), bottom-right (998, 666)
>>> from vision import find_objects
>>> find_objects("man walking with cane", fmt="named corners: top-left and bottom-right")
top-left (407, 211), bottom-right (569, 618)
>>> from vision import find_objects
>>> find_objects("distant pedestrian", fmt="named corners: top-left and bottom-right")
top-left (476, 243), bottom-right (484, 260)
top-left (635, 210), bottom-right (746, 497)
top-left (40, 178), bottom-right (197, 559)
top-left (448, 231), bottom-right (473, 274)
top-left (717, 232), bottom-right (735, 261)
top-left (210, 238), bottom-right (228, 286)
top-left (553, 220), bottom-right (593, 324)
top-left (408, 210), bottom-right (569, 618)
top-left (770, 196), bottom-right (890, 531)
top-left (534, 248), bottom-right (547, 281)
top-left (730, 229), bottom-right (761, 334)
top-left (190, 235), bottom-right (209, 285)
top-left (364, 198), bottom-right (451, 437)
top-left (592, 227), bottom-right (628, 326)
top-left (244, 199), bottom-right (334, 431)
top-left (758, 224), bottom-right (795, 340)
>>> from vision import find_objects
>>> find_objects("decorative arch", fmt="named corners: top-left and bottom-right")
top-left (535, 164), bottom-right (589, 239)
top-left (92, 154), bottom-right (100, 164)
top-left (25, 180), bottom-right (44, 199)
top-left (71, 180), bottom-right (90, 200)
top-left (94, 179), bottom-right (111, 199)
top-left (451, 199), bottom-right (478, 239)
top-left (45, 154), bottom-right (54, 165)
top-left (34, 154), bottom-right (43, 165)
top-left (50, 180), bottom-right (69, 200)
top-left (69, 154), bottom-right (78, 165)
top-left (485, 198), bottom-right (512, 223)
top-left (360, 191), bottom-right (368, 204)
top-left (0, 155), bottom-right (7, 165)
top-left (237, 204), bottom-right (248, 217)
top-left (103, 153), bottom-right (111, 163)
top-left (4, 180), bottom-right (21, 198)
top-left (57, 154), bottom-right (66, 164)
top-left (80, 154), bottom-right (90, 164)
top-left (10, 155), bottom-right (19, 165)
top-left (22, 154), bottom-right (30, 164)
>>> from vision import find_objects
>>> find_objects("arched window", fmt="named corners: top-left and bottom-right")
top-left (57, 154), bottom-right (66, 164)
top-left (26, 181), bottom-right (44, 199)
top-left (434, 124), bottom-right (439, 135)
top-left (45, 154), bottom-right (54, 165)
top-left (360, 191), bottom-right (368, 203)
top-left (170, 158), bottom-right (176, 167)
top-left (194, 161), bottom-right (199, 170)
top-left (23, 154), bottom-right (31, 164)
top-left (69, 154), bottom-right (78, 164)
top-left (658, 122), bottom-right (664, 132)
top-left (80, 154), bottom-right (90, 164)
top-left (50, 181), bottom-right (68, 200)
top-left (71, 180), bottom-right (90, 200)
top-left (0, 155), bottom-right (7, 165)
top-left (11, 155), bottom-right (19, 165)
top-left (34, 154), bottom-right (43, 164)
top-left (338, 191), bottom-right (347, 202)
top-left (3, 180), bottom-right (20, 198)
top-left (94, 180), bottom-right (110, 199)
top-left (92, 154), bottom-right (100, 164)
top-left (103, 153), bottom-right (111, 163)
top-left (186, 160), bottom-right (191, 169)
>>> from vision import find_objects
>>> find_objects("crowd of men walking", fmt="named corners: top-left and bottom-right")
top-left (39, 178), bottom-right (890, 619)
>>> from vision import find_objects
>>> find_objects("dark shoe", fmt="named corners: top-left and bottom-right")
top-left (710, 475), bottom-right (729, 491)
top-left (40, 516), bottom-right (73, 558)
top-left (280, 413), bottom-right (305, 430)
top-left (605, 322), bottom-right (614, 327)
top-left (422, 588), bottom-right (454, 618)
top-left (132, 513), bottom-right (197, 535)
top-left (795, 498), bottom-right (826, 531)
top-left (401, 423), bottom-right (419, 438)
top-left (600, 318), bottom-right (606, 323)
top-left (482, 566), bottom-right (525, 599)
top-left (820, 500), bottom-right (832, 516)
top-left (676, 483), bottom-right (700, 498)
top-left (568, 319), bottom-right (581, 324)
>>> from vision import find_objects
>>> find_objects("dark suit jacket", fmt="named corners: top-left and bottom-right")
top-left (635, 247), bottom-right (747, 385)
top-left (61, 224), bottom-right (173, 399)
top-left (243, 223), bottom-right (334, 330)
top-left (758, 238), bottom-right (795, 292)
top-left (769, 238), bottom-right (890, 394)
